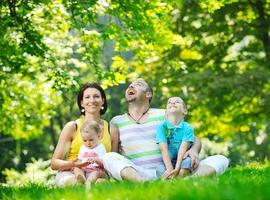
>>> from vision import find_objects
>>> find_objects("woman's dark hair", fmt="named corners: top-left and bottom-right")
top-left (77, 82), bottom-right (107, 115)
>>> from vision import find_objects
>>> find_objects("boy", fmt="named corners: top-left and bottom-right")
top-left (156, 97), bottom-right (194, 178)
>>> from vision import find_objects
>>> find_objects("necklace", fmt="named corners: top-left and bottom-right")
top-left (127, 108), bottom-right (150, 124)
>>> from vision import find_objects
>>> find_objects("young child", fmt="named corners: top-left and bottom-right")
top-left (73, 120), bottom-right (107, 184)
top-left (156, 96), bottom-right (194, 179)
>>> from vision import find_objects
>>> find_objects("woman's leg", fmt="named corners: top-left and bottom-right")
top-left (54, 171), bottom-right (77, 186)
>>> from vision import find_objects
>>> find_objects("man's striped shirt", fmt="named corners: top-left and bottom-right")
top-left (110, 108), bottom-right (165, 170)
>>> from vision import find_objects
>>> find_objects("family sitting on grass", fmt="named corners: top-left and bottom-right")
top-left (51, 80), bottom-right (229, 186)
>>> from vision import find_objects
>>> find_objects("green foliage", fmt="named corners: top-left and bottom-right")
top-left (1, 163), bottom-right (270, 200)
top-left (2, 159), bottom-right (55, 186)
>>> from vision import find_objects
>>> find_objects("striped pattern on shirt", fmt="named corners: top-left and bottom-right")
top-left (110, 108), bottom-right (165, 170)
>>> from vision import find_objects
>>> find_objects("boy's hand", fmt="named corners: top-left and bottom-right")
top-left (161, 169), bottom-right (173, 180)
top-left (183, 149), bottom-right (199, 170)
top-left (166, 168), bottom-right (180, 179)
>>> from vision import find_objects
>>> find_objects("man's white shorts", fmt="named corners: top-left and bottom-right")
top-left (102, 152), bottom-right (157, 180)
top-left (199, 154), bottom-right (229, 175)
top-left (103, 153), bottom-right (229, 180)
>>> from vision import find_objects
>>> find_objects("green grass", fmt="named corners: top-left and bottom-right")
top-left (1, 163), bottom-right (270, 200)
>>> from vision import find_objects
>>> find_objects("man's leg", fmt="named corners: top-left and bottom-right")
top-left (102, 152), bottom-right (146, 182)
top-left (192, 155), bottom-right (229, 176)
top-left (120, 167), bottom-right (145, 182)
top-left (192, 165), bottom-right (216, 176)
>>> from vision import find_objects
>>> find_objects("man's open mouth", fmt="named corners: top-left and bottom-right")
top-left (128, 90), bottom-right (135, 95)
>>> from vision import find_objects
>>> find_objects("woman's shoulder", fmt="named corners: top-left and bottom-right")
top-left (62, 120), bottom-right (78, 137)
top-left (64, 121), bottom-right (77, 129)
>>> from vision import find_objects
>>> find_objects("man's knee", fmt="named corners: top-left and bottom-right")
top-left (194, 154), bottom-right (229, 176)
top-left (211, 154), bottom-right (229, 175)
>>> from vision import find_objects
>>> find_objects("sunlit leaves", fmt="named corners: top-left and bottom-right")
top-left (0, 78), bottom-right (61, 139)
top-left (180, 49), bottom-right (203, 60)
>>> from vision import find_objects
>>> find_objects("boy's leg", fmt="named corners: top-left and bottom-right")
top-left (179, 169), bottom-right (190, 176)
top-left (179, 157), bottom-right (192, 176)
top-left (73, 167), bottom-right (86, 183)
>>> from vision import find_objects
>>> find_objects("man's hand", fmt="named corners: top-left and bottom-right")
top-left (183, 149), bottom-right (199, 170)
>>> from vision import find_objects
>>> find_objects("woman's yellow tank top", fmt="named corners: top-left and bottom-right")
top-left (67, 117), bottom-right (111, 160)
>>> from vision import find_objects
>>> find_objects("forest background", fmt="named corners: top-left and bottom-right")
top-left (0, 0), bottom-right (269, 184)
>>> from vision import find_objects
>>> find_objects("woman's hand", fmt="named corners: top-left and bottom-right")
top-left (73, 159), bottom-right (91, 168)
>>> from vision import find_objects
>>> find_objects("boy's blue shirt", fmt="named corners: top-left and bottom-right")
top-left (156, 119), bottom-right (194, 158)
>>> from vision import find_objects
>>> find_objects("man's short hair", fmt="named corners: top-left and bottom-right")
top-left (136, 79), bottom-right (153, 103)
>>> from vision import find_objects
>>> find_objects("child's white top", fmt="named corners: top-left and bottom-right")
top-left (78, 143), bottom-right (106, 172)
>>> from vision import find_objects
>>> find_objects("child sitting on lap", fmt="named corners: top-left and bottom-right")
top-left (156, 97), bottom-right (194, 179)
top-left (73, 120), bottom-right (107, 183)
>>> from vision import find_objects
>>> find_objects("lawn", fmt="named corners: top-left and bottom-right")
top-left (1, 163), bottom-right (270, 200)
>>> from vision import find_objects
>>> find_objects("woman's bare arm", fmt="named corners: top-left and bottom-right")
top-left (110, 124), bottom-right (120, 153)
top-left (51, 122), bottom-right (77, 171)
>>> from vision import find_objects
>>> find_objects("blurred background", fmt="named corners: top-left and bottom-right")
top-left (0, 0), bottom-right (269, 184)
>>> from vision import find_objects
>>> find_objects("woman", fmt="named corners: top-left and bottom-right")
top-left (51, 83), bottom-right (111, 186)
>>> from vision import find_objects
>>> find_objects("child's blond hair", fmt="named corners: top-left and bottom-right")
top-left (80, 120), bottom-right (100, 136)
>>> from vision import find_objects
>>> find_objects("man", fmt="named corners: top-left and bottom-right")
top-left (103, 79), bottom-right (229, 182)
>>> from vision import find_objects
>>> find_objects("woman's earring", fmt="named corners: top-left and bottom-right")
top-left (101, 106), bottom-right (104, 110)
top-left (81, 108), bottom-right (85, 113)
